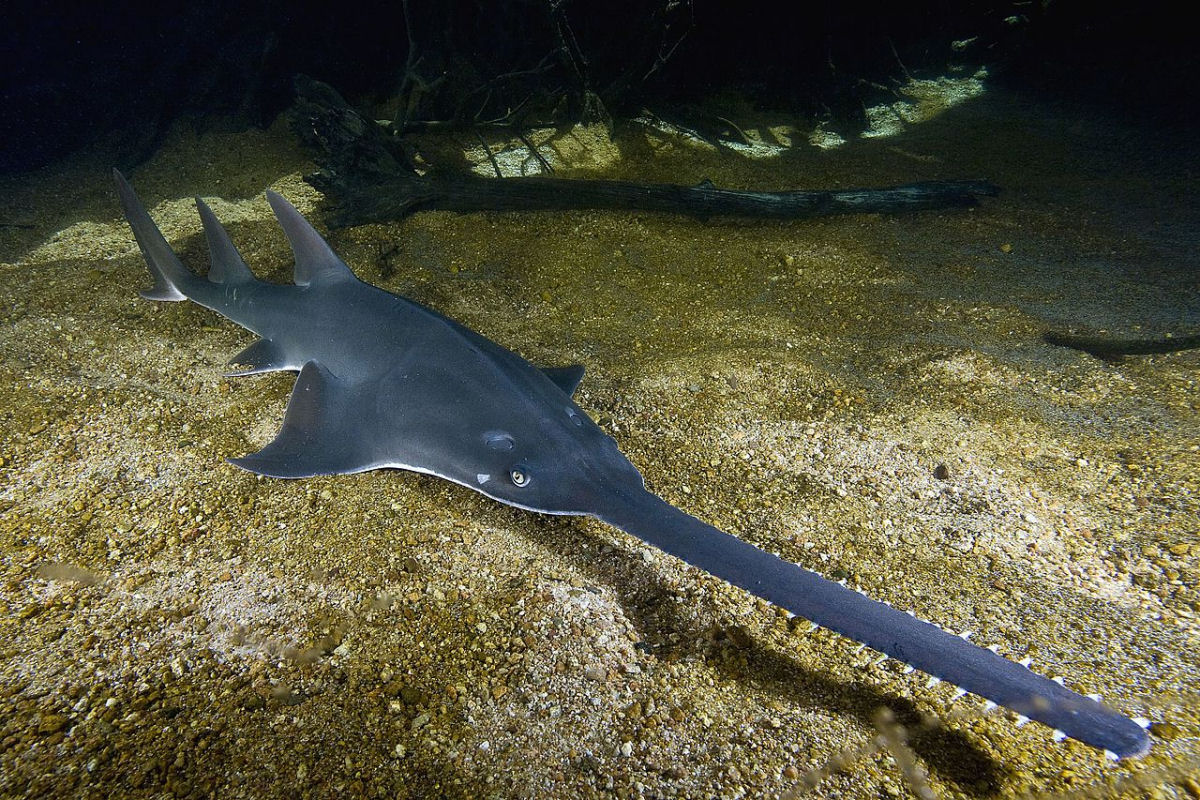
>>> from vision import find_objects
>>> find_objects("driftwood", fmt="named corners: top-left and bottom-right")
top-left (1044, 330), bottom-right (1200, 359)
top-left (309, 172), bottom-right (999, 227)
top-left (290, 76), bottom-right (999, 227)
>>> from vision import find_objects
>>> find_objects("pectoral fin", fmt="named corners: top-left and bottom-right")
top-left (541, 364), bottom-right (585, 396)
top-left (229, 361), bottom-right (376, 477)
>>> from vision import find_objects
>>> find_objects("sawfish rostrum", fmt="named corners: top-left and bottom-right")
top-left (113, 170), bottom-right (1152, 759)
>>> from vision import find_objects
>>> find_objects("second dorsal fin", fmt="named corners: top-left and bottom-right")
top-left (196, 198), bottom-right (255, 284)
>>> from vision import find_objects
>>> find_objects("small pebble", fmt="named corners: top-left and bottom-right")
top-left (1149, 720), bottom-right (1182, 741)
top-left (37, 714), bottom-right (67, 735)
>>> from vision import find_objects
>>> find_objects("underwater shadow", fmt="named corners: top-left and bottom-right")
top-left (510, 510), bottom-right (1008, 796)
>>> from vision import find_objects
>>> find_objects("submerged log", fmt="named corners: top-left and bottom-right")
top-left (1044, 330), bottom-right (1200, 359)
top-left (290, 76), bottom-right (999, 226)
top-left (308, 171), bottom-right (998, 227)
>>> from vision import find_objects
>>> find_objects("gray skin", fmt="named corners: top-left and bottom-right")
top-left (114, 170), bottom-right (1152, 759)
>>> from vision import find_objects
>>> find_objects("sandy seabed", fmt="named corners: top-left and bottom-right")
top-left (1, 89), bottom-right (1197, 798)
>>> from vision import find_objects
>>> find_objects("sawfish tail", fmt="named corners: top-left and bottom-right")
top-left (113, 169), bottom-right (196, 301)
top-left (113, 170), bottom-right (261, 304)
top-left (596, 487), bottom-right (1151, 759)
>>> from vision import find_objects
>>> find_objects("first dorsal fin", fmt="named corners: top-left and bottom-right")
top-left (196, 198), bottom-right (254, 284)
top-left (265, 191), bottom-right (357, 287)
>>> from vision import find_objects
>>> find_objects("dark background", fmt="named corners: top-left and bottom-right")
top-left (2, 1), bottom-right (1195, 174)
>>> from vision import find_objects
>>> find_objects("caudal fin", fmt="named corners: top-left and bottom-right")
top-left (112, 169), bottom-right (193, 301)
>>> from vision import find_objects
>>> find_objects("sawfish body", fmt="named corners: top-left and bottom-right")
top-left (113, 170), bottom-right (1151, 759)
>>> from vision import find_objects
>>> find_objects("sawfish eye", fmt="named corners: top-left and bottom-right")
top-left (510, 467), bottom-right (530, 487)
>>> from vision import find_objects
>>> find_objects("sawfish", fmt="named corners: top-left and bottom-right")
top-left (113, 169), bottom-right (1152, 759)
